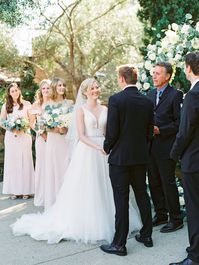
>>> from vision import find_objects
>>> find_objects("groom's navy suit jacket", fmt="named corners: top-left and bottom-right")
top-left (104, 86), bottom-right (154, 166)
top-left (171, 81), bottom-right (199, 173)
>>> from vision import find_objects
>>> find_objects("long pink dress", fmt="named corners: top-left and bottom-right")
top-left (2, 102), bottom-right (35, 196)
top-left (32, 105), bottom-right (47, 207)
top-left (44, 100), bottom-right (71, 209)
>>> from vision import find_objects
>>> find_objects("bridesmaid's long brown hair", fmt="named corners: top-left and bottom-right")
top-left (5, 83), bottom-right (23, 114)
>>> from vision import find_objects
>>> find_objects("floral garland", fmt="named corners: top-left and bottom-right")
top-left (137, 14), bottom-right (199, 91)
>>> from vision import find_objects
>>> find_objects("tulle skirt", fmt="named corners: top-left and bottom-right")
top-left (12, 137), bottom-right (141, 244)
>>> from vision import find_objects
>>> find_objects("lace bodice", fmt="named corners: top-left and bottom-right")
top-left (82, 106), bottom-right (107, 137)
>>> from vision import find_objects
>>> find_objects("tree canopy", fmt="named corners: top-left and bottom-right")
top-left (0, 0), bottom-right (35, 26)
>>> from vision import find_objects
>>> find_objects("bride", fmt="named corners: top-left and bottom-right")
top-left (11, 78), bottom-right (141, 244)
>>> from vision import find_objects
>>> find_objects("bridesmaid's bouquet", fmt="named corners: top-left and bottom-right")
top-left (42, 104), bottom-right (73, 129)
top-left (1, 115), bottom-right (30, 136)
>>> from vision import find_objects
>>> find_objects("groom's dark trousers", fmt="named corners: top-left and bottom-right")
top-left (104, 86), bottom-right (154, 247)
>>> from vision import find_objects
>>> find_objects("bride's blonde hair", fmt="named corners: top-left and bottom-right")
top-left (79, 78), bottom-right (97, 99)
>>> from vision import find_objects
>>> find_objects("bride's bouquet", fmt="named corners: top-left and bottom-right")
top-left (1, 115), bottom-right (30, 136)
top-left (42, 104), bottom-right (73, 129)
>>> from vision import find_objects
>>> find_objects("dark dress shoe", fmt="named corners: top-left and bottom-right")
top-left (135, 234), bottom-right (153, 247)
top-left (152, 215), bottom-right (168, 227)
top-left (160, 221), bottom-right (183, 233)
top-left (169, 257), bottom-right (199, 265)
top-left (100, 244), bottom-right (127, 256)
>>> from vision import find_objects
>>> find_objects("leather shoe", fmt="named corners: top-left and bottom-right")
top-left (169, 257), bottom-right (199, 265)
top-left (100, 244), bottom-right (127, 256)
top-left (152, 215), bottom-right (168, 227)
top-left (135, 234), bottom-right (153, 247)
top-left (160, 221), bottom-right (183, 233)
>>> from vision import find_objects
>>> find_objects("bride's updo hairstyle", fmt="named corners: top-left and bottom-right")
top-left (79, 78), bottom-right (97, 99)
top-left (117, 64), bottom-right (138, 85)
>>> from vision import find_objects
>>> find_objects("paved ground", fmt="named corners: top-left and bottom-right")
top-left (0, 182), bottom-right (188, 265)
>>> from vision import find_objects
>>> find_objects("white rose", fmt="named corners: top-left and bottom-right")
top-left (143, 82), bottom-right (150, 90)
top-left (185, 13), bottom-right (192, 20)
top-left (157, 47), bottom-right (163, 55)
top-left (141, 73), bottom-right (147, 81)
top-left (172, 23), bottom-right (179, 31)
top-left (137, 62), bottom-right (144, 68)
top-left (196, 21), bottom-right (199, 32)
top-left (161, 38), bottom-right (169, 48)
top-left (181, 24), bottom-right (190, 35)
top-left (192, 38), bottom-right (199, 50)
top-left (136, 82), bottom-right (142, 90)
top-left (178, 186), bottom-right (183, 193)
top-left (150, 68), bottom-right (154, 76)
top-left (179, 197), bottom-right (185, 206)
top-left (145, 60), bottom-right (153, 70)
top-left (174, 53), bottom-right (182, 61)
top-left (167, 52), bottom-right (174, 59)
top-left (147, 44), bottom-right (156, 51)
top-left (148, 53), bottom-right (156, 61)
top-left (165, 30), bottom-right (179, 44)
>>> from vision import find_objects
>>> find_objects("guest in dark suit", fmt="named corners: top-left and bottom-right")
top-left (170, 52), bottom-right (199, 265)
top-left (147, 62), bottom-right (183, 233)
top-left (100, 64), bottom-right (154, 256)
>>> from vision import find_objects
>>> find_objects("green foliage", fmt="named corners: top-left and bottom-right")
top-left (0, 0), bottom-right (35, 26)
top-left (20, 65), bottom-right (38, 103)
top-left (137, 0), bottom-right (199, 54)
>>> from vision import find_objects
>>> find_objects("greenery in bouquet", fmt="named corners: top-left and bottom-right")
top-left (43, 104), bottom-right (73, 129)
top-left (1, 115), bottom-right (30, 134)
top-left (137, 14), bottom-right (199, 93)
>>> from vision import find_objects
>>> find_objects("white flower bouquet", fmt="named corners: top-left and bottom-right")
top-left (1, 115), bottom-right (30, 136)
top-left (43, 104), bottom-right (73, 129)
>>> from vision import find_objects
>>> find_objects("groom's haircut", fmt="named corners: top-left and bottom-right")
top-left (185, 52), bottom-right (199, 75)
top-left (155, 62), bottom-right (173, 80)
top-left (117, 64), bottom-right (138, 84)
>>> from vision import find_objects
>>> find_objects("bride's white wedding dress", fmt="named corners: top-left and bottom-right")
top-left (11, 106), bottom-right (141, 244)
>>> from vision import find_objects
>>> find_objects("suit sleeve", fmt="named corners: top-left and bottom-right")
top-left (159, 90), bottom-right (183, 136)
top-left (170, 92), bottom-right (199, 161)
top-left (104, 96), bottom-right (120, 154)
top-left (147, 103), bottom-right (154, 142)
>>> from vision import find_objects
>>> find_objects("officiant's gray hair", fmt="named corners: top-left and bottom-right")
top-left (79, 78), bottom-right (97, 98)
top-left (155, 62), bottom-right (173, 80)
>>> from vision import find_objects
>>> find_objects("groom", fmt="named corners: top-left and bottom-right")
top-left (100, 64), bottom-right (154, 256)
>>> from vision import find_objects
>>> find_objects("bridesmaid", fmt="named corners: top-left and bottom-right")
top-left (0, 83), bottom-right (34, 199)
top-left (29, 80), bottom-right (51, 206)
top-left (44, 77), bottom-right (72, 209)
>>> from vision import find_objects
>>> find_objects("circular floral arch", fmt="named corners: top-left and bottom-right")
top-left (137, 14), bottom-right (199, 92)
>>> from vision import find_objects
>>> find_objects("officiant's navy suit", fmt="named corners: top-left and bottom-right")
top-left (104, 85), bottom-right (154, 247)
top-left (147, 84), bottom-right (183, 225)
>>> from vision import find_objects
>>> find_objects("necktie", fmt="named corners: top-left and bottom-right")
top-left (156, 90), bottom-right (163, 105)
